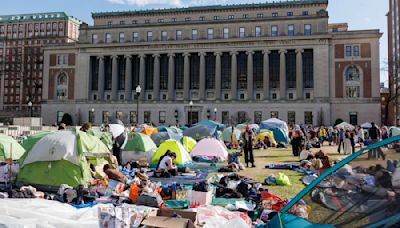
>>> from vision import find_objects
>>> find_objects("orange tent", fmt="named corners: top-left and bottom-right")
top-left (141, 127), bottom-right (158, 136)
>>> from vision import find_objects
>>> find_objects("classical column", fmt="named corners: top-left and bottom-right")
top-left (296, 49), bottom-right (304, 100)
top-left (230, 51), bottom-right (238, 100)
top-left (139, 54), bottom-right (146, 100)
top-left (199, 52), bottom-right (206, 100)
top-left (124, 55), bottom-right (132, 101)
top-left (111, 55), bottom-right (118, 101)
top-left (263, 50), bottom-right (270, 100)
top-left (214, 52), bottom-right (222, 100)
top-left (153, 54), bottom-right (160, 101)
top-left (246, 51), bottom-right (254, 100)
top-left (97, 56), bottom-right (105, 101)
top-left (279, 50), bottom-right (287, 100)
top-left (183, 53), bottom-right (190, 100)
top-left (168, 53), bottom-right (175, 101)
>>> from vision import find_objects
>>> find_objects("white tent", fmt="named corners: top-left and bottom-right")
top-left (190, 138), bottom-right (228, 161)
top-left (335, 122), bottom-right (355, 130)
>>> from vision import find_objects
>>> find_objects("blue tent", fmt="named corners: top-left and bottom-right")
top-left (183, 125), bottom-right (218, 141)
top-left (267, 135), bottom-right (400, 228)
top-left (151, 131), bottom-right (182, 146)
top-left (196, 120), bottom-right (225, 131)
top-left (260, 118), bottom-right (289, 144)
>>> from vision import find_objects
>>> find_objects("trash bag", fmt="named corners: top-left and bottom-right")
top-left (275, 173), bottom-right (291, 186)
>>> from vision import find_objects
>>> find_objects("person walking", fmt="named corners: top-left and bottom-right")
top-left (242, 125), bottom-right (255, 168)
top-left (368, 122), bottom-right (385, 160)
top-left (337, 128), bottom-right (345, 154)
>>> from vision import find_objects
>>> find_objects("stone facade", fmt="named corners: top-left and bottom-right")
top-left (42, 0), bottom-right (382, 127)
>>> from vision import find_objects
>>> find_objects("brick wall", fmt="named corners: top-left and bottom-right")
top-left (335, 44), bottom-right (344, 59)
top-left (361, 43), bottom-right (371, 58)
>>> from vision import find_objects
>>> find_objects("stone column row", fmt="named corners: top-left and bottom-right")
top-left (95, 49), bottom-right (305, 102)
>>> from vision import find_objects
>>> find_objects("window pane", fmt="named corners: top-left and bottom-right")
top-left (222, 111), bottom-right (229, 125)
top-left (144, 111), bottom-right (151, 123)
top-left (271, 25), bottom-right (278, 37)
top-left (345, 46), bottom-right (352, 57)
top-left (304, 111), bottom-right (313, 125)
top-left (288, 25), bottom-right (294, 36)
top-left (159, 111), bottom-right (166, 124)
top-left (288, 111), bottom-right (296, 125)
top-left (130, 111), bottom-right (137, 124)
top-left (353, 46), bottom-right (360, 56)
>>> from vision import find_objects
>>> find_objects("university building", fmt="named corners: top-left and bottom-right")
top-left (42, 0), bottom-right (382, 126)
top-left (0, 12), bottom-right (82, 121)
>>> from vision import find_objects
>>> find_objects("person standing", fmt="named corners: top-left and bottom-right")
top-left (368, 122), bottom-right (385, 160)
top-left (337, 128), bottom-right (345, 154)
top-left (343, 131), bottom-right (352, 155)
top-left (242, 125), bottom-right (255, 168)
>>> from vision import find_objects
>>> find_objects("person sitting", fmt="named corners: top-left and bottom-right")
top-left (264, 137), bottom-right (272, 149)
top-left (299, 144), bottom-right (313, 161)
top-left (228, 150), bottom-right (244, 170)
top-left (155, 151), bottom-right (178, 177)
top-left (80, 122), bottom-right (92, 133)
top-left (58, 123), bottom-right (66, 130)
top-left (103, 164), bottom-right (128, 183)
top-left (255, 138), bottom-right (264, 149)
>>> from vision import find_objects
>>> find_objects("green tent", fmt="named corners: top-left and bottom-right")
top-left (150, 140), bottom-right (191, 168)
top-left (122, 132), bottom-right (157, 163)
top-left (181, 136), bottom-right (197, 153)
top-left (88, 129), bottom-right (113, 148)
top-left (0, 134), bottom-right (26, 161)
top-left (222, 127), bottom-right (242, 143)
top-left (17, 129), bottom-right (113, 188)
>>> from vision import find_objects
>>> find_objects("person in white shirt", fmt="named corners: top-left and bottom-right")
top-left (156, 151), bottom-right (178, 176)
top-left (299, 144), bottom-right (314, 161)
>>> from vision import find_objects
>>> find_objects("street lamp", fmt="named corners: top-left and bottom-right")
top-left (90, 108), bottom-right (95, 124)
top-left (214, 108), bottom-right (217, 121)
top-left (28, 101), bottom-right (33, 117)
top-left (189, 100), bottom-right (193, 126)
top-left (136, 85), bottom-right (141, 124)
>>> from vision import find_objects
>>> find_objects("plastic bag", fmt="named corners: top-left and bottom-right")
top-left (276, 173), bottom-right (291, 186)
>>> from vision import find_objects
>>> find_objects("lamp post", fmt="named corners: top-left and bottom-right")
top-left (136, 85), bottom-right (141, 124)
top-left (90, 108), bottom-right (95, 124)
top-left (189, 100), bottom-right (193, 126)
top-left (214, 108), bottom-right (217, 121)
top-left (28, 101), bottom-right (33, 117)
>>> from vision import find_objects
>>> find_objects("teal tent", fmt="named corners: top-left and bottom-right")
top-left (221, 127), bottom-right (241, 143)
top-left (196, 120), bottom-right (225, 130)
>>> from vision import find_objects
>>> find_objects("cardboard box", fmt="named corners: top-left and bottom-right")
top-left (141, 208), bottom-right (197, 228)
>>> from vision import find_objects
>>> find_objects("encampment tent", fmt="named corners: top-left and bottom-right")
top-left (390, 127), bottom-right (400, 136)
top-left (335, 121), bottom-right (355, 130)
top-left (141, 127), bottom-right (158, 136)
top-left (221, 127), bottom-right (241, 143)
top-left (181, 136), bottom-right (197, 153)
top-left (268, 136), bottom-right (400, 227)
top-left (260, 118), bottom-right (290, 144)
top-left (190, 138), bottom-right (228, 161)
top-left (0, 134), bottom-right (26, 161)
top-left (151, 131), bottom-right (182, 146)
top-left (236, 123), bottom-right (260, 134)
top-left (122, 132), bottom-right (157, 163)
top-left (150, 140), bottom-right (191, 168)
top-left (17, 130), bottom-right (113, 188)
top-left (183, 125), bottom-right (218, 141)
top-left (196, 120), bottom-right (225, 130)
top-left (88, 129), bottom-right (113, 149)
top-left (255, 131), bottom-right (277, 147)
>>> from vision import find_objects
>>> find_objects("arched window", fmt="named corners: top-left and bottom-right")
top-left (345, 65), bottom-right (361, 98)
top-left (57, 73), bottom-right (68, 100)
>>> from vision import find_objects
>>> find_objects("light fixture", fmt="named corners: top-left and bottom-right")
top-left (135, 85), bottom-right (141, 94)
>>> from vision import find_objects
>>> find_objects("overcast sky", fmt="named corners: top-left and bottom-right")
top-left (0, 0), bottom-right (389, 84)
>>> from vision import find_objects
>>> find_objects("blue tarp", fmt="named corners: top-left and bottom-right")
top-left (183, 125), bottom-right (218, 141)
top-left (196, 120), bottom-right (225, 130)
top-left (151, 131), bottom-right (182, 146)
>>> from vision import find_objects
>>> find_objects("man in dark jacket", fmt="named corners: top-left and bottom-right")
top-left (242, 125), bottom-right (255, 168)
top-left (368, 122), bottom-right (385, 160)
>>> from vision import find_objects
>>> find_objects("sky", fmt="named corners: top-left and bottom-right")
top-left (0, 0), bottom-right (389, 84)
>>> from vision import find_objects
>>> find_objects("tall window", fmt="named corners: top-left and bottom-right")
top-left (92, 34), bottom-right (98, 44)
top-left (222, 111), bottom-right (230, 125)
top-left (221, 53), bottom-right (231, 89)
top-left (131, 56), bottom-right (140, 91)
top-left (116, 111), bottom-right (123, 120)
top-left (353, 46), bottom-right (360, 56)
top-left (118, 56), bottom-right (125, 90)
top-left (132, 32), bottom-right (139, 42)
top-left (304, 111), bottom-right (313, 125)
top-left (238, 111), bottom-right (247, 124)
top-left (176, 30), bottom-right (182, 40)
top-left (105, 33), bottom-right (111, 43)
top-left (253, 51), bottom-right (263, 89)
top-left (161, 31), bottom-right (167, 41)
top-left (119, 32), bottom-right (125, 43)
top-left (205, 53), bottom-right (215, 89)
top-left (237, 52), bottom-right (247, 89)
top-left (130, 111), bottom-right (137, 124)
top-left (239, 27), bottom-right (246, 38)
top-left (175, 54), bottom-right (184, 89)
top-left (57, 73), bottom-right (68, 100)
top-left (102, 111), bottom-right (110, 123)
top-left (345, 65), bottom-right (361, 98)
top-left (288, 111), bottom-right (296, 125)
top-left (288, 25), bottom-right (294, 36)
top-left (159, 111), bottom-right (166, 124)
top-left (223, 28), bottom-right (229, 39)
top-left (57, 111), bottom-right (64, 124)
top-left (104, 57), bottom-right (112, 90)
top-left (271, 25), bottom-right (278, 37)
top-left (345, 46), bottom-right (352, 57)
top-left (349, 112), bottom-right (358, 125)
top-left (255, 26), bottom-right (262, 37)
top-left (303, 49), bottom-right (314, 88)
top-left (190, 54), bottom-right (200, 89)
top-left (286, 50), bottom-right (296, 88)
top-left (254, 111), bottom-right (262, 124)
top-left (192, 29), bottom-right (198, 40)
top-left (207, 28), bottom-right (213, 39)
top-left (269, 51), bottom-right (280, 88)
top-left (90, 56), bottom-right (99, 90)
top-left (304, 24), bottom-right (312, 36)
top-left (144, 111), bottom-right (151, 124)
top-left (160, 55), bottom-right (168, 90)
top-left (145, 55), bottom-right (154, 90)
top-left (147, 31), bottom-right (153, 41)
top-left (271, 111), bottom-right (279, 119)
